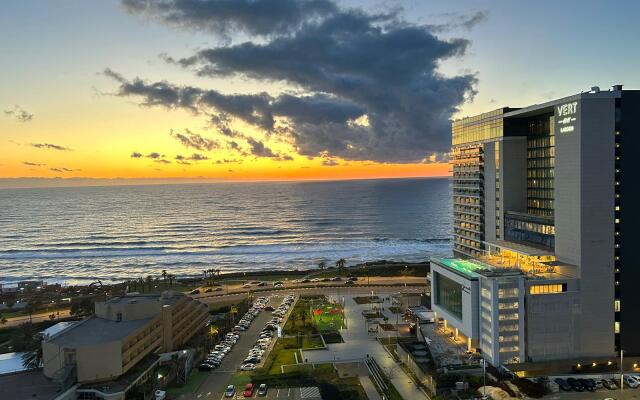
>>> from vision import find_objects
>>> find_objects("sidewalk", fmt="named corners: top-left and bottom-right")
top-left (302, 291), bottom-right (430, 400)
top-left (359, 375), bottom-right (382, 400)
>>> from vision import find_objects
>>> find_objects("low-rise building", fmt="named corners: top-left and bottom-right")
top-left (42, 291), bottom-right (209, 399)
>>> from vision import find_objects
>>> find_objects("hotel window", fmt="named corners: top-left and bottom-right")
top-left (615, 300), bottom-right (621, 312)
top-left (529, 283), bottom-right (566, 295)
top-left (615, 322), bottom-right (620, 334)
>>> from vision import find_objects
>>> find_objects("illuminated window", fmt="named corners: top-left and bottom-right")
top-left (529, 284), bottom-right (566, 295)
top-left (615, 300), bottom-right (621, 312)
top-left (615, 322), bottom-right (620, 334)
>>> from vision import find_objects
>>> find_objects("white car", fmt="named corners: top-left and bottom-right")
top-left (240, 363), bottom-right (256, 371)
top-left (624, 376), bottom-right (639, 388)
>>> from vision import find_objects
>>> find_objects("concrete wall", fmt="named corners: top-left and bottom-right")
top-left (576, 97), bottom-right (616, 357)
top-left (95, 299), bottom-right (161, 321)
top-left (76, 341), bottom-right (122, 383)
top-left (431, 264), bottom-right (479, 345)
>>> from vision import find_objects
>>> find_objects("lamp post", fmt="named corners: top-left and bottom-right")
top-left (621, 349), bottom-right (624, 392)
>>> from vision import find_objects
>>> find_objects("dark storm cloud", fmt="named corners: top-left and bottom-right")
top-left (112, 0), bottom-right (478, 163)
top-left (4, 105), bottom-right (34, 122)
top-left (246, 137), bottom-right (276, 158)
top-left (23, 161), bottom-right (46, 167)
top-left (170, 128), bottom-right (219, 151)
top-left (30, 143), bottom-right (71, 151)
top-left (121, 0), bottom-right (337, 37)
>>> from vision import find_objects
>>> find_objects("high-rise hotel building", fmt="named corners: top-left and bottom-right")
top-left (430, 85), bottom-right (640, 366)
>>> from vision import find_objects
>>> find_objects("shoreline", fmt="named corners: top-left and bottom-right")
top-left (0, 259), bottom-right (432, 289)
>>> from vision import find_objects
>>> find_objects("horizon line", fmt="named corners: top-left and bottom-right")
top-left (0, 174), bottom-right (452, 190)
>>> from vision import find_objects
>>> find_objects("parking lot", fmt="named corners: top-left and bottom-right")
top-left (183, 294), bottom-right (296, 399)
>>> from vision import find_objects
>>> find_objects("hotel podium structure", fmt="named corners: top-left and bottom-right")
top-left (431, 85), bottom-right (640, 366)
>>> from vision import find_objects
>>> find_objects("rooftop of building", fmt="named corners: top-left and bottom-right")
top-left (103, 291), bottom-right (185, 306)
top-left (47, 316), bottom-right (153, 347)
top-left (432, 257), bottom-right (523, 279)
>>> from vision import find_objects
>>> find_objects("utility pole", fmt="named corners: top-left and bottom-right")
top-left (621, 349), bottom-right (624, 392)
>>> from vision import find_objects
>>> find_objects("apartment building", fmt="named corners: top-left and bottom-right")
top-left (42, 291), bottom-right (209, 398)
top-left (434, 85), bottom-right (640, 365)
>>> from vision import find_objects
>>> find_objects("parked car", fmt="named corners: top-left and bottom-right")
top-left (242, 383), bottom-right (254, 397)
top-left (189, 289), bottom-right (201, 295)
top-left (241, 363), bottom-right (256, 371)
top-left (224, 385), bottom-right (235, 398)
top-left (624, 375), bottom-right (639, 388)
top-left (198, 363), bottom-right (214, 371)
top-left (345, 280), bottom-right (355, 285)
top-left (578, 378), bottom-right (595, 392)
top-left (257, 384), bottom-right (268, 396)
top-left (602, 378), bottom-right (618, 390)
top-left (554, 378), bottom-right (571, 391)
top-left (566, 378), bottom-right (584, 392)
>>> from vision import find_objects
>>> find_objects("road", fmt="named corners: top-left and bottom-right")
top-left (182, 295), bottom-right (285, 400)
top-left (545, 388), bottom-right (640, 399)
top-left (2, 309), bottom-right (71, 327)
top-left (192, 285), bottom-right (425, 306)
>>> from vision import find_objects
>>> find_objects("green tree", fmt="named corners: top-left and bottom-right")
top-left (318, 261), bottom-right (326, 270)
top-left (25, 296), bottom-right (43, 323)
top-left (70, 297), bottom-right (94, 316)
top-left (336, 259), bottom-right (347, 276)
top-left (22, 346), bottom-right (43, 370)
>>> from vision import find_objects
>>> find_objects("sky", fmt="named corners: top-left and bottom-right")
top-left (2, 0), bottom-right (639, 186)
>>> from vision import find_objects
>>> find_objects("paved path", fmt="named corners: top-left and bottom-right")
top-left (359, 375), bottom-right (382, 400)
top-left (2, 309), bottom-right (71, 327)
top-left (301, 290), bottom-right (429, 400)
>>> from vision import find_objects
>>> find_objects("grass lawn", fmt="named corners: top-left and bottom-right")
top-left (165, 370), bottom-right (208, 395)
top-left (322, 330), bottom-right (344, 344)
top-left (227, 372), bottom-right (253, 386)
top-left (312, 303), bottom-right (345, 330)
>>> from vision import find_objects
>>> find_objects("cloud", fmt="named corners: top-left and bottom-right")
top-left (130, 151), bottom-right (143, 158)
top-left (23, 161), bottom-right (46, 167)
top-left (429, 11), bottom-right (488, 32)
top-left (30, 143), bottom-right (71, 151)
top-left (4, 105), bottom-right (34, 122)
top-left (154, 159), bottom-right (172, 164)
top-left (112, 0), bottom-right (478, 163)
top-left (49, 167), bottom-right (81, 172)
top-left (176, 153), bottom-right (210, 162)
top-left (121, 0), bottom-right (337, 37)
top-left (321, 158), bottom-right (339, 166)
top-left (170, 128), bottom-right (219, 151)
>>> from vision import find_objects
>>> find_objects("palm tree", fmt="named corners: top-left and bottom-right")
top-left (336, 259), bottom-right (347, 276)
top-left (162, 270), bottom-right (168, 286)
top-left (168, 274), bottom-right (175, 287)
top-left (22, 347), bottom-right (43, 370)
top-left (146, 275), bottom-right (153, 291)
top-left (318, 261), bottom-right (327, 270)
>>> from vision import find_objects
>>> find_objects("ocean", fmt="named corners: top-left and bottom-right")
top-left (0, 178), bottom-right (452, 286)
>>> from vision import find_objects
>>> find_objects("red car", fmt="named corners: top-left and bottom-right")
top-left (243, 383), bottom-right (254, 397)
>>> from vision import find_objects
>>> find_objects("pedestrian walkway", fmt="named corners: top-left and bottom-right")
top-left (359, 375), bottom-right (382, 400)
top-left (301, 291), bottom-right (430, 400)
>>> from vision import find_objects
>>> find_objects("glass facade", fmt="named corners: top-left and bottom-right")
top-left (451, 109), bottom-right (508, 257)
top-left (435, 273), bottom-right (463, 320)
top-left (504, 212), bottom-right (555, 249)
top-left (527, 115), bottom-right (555, 217)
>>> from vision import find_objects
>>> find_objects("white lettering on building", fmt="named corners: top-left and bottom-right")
top-left (557, 101), bottom-right (578, 117)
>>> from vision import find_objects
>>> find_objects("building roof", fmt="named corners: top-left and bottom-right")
top-left (47, 316), bottom-right (152, 347)
top-left (432, 257), bottom-right (493, 279)
top-left (432, 257), bottom-right (524, 280)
